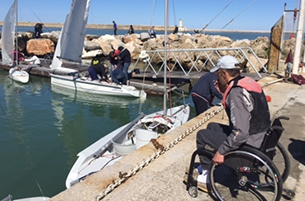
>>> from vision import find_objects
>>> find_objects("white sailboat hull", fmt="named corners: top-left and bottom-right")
top-left (50, 73), bottom-right (147, 98)
top-left (2, 195), bottom-right (49, 201)
top-left (65, 104), bottom-right (190, 188)
top-left (9, 68), bottom-right (29, 83)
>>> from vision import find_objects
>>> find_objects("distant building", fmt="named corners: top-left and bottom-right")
top-left (178, 19), bottom-right (185, 31)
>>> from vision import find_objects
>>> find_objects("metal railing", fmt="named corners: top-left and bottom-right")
top-left (132, 47), bottom-right (267, 78)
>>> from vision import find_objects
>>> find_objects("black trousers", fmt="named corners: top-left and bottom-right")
top-left (192, 95), bottom-right (209, 116)
top-left (196, 122), bottom-right (231, 169)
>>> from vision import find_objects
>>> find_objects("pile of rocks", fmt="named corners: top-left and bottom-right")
top-left (0, 30), bottom-right (299, 70)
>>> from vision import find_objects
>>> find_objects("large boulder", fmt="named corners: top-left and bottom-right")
top-left (250, 37), bottom-right (270, 59)
top-left (125, 41), bottom-right (142, 60)
top-left (82, 49), bottom-right (103, 59)
top-left (140, 32), bottom-right (150, 40)
top-left (26, 39), bottom-right (55, 55)
top-left (48, 31), bottom-right (61, 44)
top-left (84, 40), bottom-right (101, 51)
top-left (231, 39), bottom-right (251, 48)
top-left (123, 34), bottom-right (139, 43)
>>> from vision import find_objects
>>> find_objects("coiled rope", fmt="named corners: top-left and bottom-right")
top-left (95, 105), bottom-right (224, 200)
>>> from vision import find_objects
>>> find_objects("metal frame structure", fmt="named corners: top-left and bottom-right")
top-left (133, 47), bottom-right (267, 78)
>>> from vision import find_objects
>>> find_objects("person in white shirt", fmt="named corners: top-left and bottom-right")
top-left (25, 54), bottom-right (41, 65)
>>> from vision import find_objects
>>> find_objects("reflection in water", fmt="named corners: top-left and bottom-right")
top-left (51, 96), bottom-right (89, 166)
top-left (0, 70), bottom-right (196, 198)
top-left (50, 85), bottom-right (145, 166)
top-left (51, 85), bottom-right (144, 107)
top-left (1, 76), bottom-right (41, 197)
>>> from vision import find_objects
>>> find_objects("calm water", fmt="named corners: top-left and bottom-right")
top-left (0, 70), bottom-right (196, 199)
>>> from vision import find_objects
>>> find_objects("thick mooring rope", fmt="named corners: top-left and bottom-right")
top-left (95, 105), bottom-right (224, 200)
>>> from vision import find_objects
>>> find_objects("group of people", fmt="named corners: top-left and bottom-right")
top-left (113, 21), bottom-right (134, 36)
top-left (112, 21), bottom-right (180, 37)
top-left (191, 55), bottom-right (271, 192)
top-left (88, 46), bottom-right (131, 85)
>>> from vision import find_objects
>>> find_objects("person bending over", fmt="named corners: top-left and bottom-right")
top-left (195, 55), bottom-right (271, 192)
top-left (88, 54), bottom-right (109, 82)
top-left (191, 72), bottom-right (223, 115)
top-left (111, 63), bottom-right (126, 85)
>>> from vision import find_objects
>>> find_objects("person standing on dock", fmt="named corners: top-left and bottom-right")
top-left (195, 55), bottom-right (271, 192)
top-left (118, 46), bottom-right (131, 85)
top-left (112, 21), bottom-right (117, 36)
top-left (285, 49), bottom-right (293, 78)
top-left (191, 72), bottom-right (223, 115)
top-left (34, 23), bottom-right (43, 38)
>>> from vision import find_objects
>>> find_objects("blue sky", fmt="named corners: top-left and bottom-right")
top-left (0, 0), bottom-right (299, 31)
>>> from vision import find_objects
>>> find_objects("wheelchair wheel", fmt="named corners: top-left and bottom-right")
top-left (209, 147), bottom-right (283, 201)
top-left (273, 142), bottom-right (290, 183)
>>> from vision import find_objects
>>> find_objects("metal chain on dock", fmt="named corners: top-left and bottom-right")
top-left (95, 105), bottom-right (224, 200)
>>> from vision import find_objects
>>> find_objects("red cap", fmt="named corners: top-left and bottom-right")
top-left (114, 50), bottom-right (120, 55)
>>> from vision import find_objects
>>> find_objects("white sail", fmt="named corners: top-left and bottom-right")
top-left (50, 0), bottom-right (146, 97)
top-left (51, 0), bottom-right (90, 69)
top-left (1, 0), bottom-right (17, 66)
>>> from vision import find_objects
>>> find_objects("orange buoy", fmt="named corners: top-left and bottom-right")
top-left (266, 95), bottom-right (271, 102)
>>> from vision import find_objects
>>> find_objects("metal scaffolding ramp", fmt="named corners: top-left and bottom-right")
top-left (132, 47), bottom-right (267, 79)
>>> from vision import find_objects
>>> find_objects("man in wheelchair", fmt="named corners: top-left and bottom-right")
top-left (195, 55), bottom-right (271, 192)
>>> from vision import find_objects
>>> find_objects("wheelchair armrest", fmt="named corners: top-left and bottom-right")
top-left (269, 126), bottom-right (284, 133)
top-left (275, 116), bottom-right (289, 121)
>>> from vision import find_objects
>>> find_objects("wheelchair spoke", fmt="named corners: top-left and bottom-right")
top-left (209, 149), bottom-right (282, 201)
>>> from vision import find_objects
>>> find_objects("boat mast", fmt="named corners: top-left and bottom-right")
top-left (15, 0), bottom-right (18, 66)
top-left (163, 0), bottom-right (168, 115)
top-left (293, 0), bottom-right (305, 74)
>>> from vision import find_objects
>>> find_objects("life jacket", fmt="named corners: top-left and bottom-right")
top-left (222, 76), bottom-right (270, 135)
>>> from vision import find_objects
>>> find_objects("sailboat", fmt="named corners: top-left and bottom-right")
top-left (65, 0), bottom-right (190, 188)
top-left (1, 0), bottom-right (29, 84)
top-left (49, 0), bottom-right (146, 99)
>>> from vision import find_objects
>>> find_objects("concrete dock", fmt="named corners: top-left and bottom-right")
top-left (49, 73), bottom-right (305, 201)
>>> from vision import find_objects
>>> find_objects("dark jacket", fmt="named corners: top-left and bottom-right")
top-left (119, 48), bottom-right (131, 64)
top-left (91, 57), bottom-right (108, 80)
top-left (191, 72), bottom-right (223, 103)
top-left (109, 54), bottom-right (118, 65)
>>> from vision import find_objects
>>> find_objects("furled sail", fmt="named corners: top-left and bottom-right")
top-left (1, 0), bottom-right (17, 66)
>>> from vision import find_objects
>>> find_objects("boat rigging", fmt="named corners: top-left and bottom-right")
top-left (200, 0), bottom-right (235, 33)
top-left (222, 0), bottom-right (258, 29)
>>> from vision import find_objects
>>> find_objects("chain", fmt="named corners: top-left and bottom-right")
top-left (95, 105), bottom-right (224, 200)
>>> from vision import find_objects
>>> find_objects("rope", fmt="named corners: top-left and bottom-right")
top-left (201, 0), bottom-right (235, 33)
top-left (222, 0), bottom-right (258, 29)
top-left (150, 0), bottom-right (157, 27)
top-left (172, 0), bottom-right (177, 26)
top-left (94, 105), bottom-right (224, 200)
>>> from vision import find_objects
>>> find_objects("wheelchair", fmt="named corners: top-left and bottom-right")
top-left (186, 116), bottom-right (294, 201)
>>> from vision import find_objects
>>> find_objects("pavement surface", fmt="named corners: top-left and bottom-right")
top-left (50, 73), bottom-right (305, 201)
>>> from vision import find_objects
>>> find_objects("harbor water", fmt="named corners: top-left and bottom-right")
top-left (0, 29), bottom-right (271, 199)
top-left (0, 70), bottom-right (196, 199)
